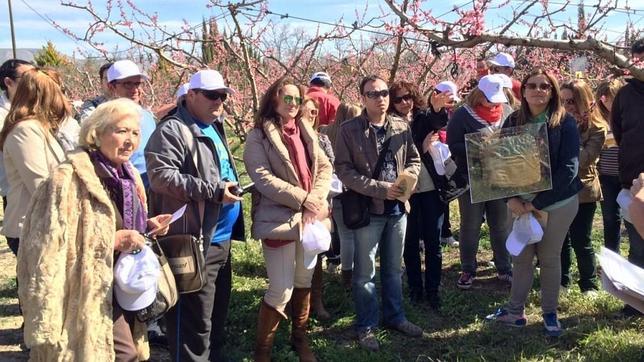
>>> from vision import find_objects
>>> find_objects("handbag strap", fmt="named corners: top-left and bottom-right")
top-left (371, 135), bottom-right (393, 179)
top-left (175, 120), bottom-right (206, 237)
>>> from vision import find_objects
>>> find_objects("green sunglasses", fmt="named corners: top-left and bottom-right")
top-left (283, 95), bottom-right (303, 105)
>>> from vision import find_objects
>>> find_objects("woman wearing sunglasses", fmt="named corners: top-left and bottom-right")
top-left (559, 80), bottom-right (607, 294)
top-left (487, 68), bottom-right (582, 337)
top-left (244, 77), bottom-right (331, 362)
top-left (388, 80), bottom-right (454, 308)
top-left (447, 74), bottom-right (514, 290)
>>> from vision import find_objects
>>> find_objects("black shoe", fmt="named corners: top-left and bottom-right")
top-left (427, 292), bottom-right (441, 310)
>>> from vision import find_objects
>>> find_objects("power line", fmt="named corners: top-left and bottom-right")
top-left (17, 0), bottom-right (94, 53)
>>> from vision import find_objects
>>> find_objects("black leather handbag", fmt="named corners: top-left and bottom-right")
top-left (341, 136), bottom-right (392, 230)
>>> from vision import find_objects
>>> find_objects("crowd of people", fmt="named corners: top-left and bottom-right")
top-left (0, 38), bottom-right (643, 361)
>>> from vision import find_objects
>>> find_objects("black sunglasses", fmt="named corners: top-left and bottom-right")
top-left (364, 90), bottom-right (389, 99)
top-left (392, 94), bottom-right (413, 104)
top-left (197, 89), bottom-right (228, 102)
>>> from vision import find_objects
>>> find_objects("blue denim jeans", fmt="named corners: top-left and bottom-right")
top-left (599, 175), bottom-right (622, 252)
top-left (353, 213), bottom-right (407, 332)
top-left (332, 199), bottom-right (356, 271)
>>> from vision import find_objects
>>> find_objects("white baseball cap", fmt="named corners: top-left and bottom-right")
top-left (176, 83), bottom-right (190, 99)
top-left (107, 60), bottom-right (149, 83)
top-left (489, 52), bottom-right (516, 68)
top-left (188, 70), bottom-right (235, 94)
top-left (310, 71), bottom-right (332, 84)
top-left (495, 73), bottom-right (513, 89)
top-left (435, 81), bottom-right (461, 102)
top-left (114, 245), bottom-right (160, 311)
top-left (478, 74), bottom-right (508, 104)
top-left (301, 221), bottom-right (331, 270)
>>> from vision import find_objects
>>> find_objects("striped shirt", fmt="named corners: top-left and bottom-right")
top-left (598, 132), bottom-right (619, 176)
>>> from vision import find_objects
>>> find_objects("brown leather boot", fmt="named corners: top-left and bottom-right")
top-left (290, 288), bottom-right (317, 362)
top-left (254, 300), bottom-right (284, 362)
top-left (310, 257), bottom-right (331, 320)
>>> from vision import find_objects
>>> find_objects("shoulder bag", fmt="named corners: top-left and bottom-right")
top-left (156, 121), bottom-right (208, 294)
top-left (341, 136), bottom-right (392, 229)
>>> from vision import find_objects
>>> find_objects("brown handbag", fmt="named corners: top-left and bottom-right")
top-left (156, 121), bottom-right (208, 294)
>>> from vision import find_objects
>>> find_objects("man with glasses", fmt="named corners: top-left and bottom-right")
top-left (611, 38), bottom-right (644, 317)
top-left (105, 59), bottom-right (156, 187)
top-left (335, 75), bottom-right (422, 351)
top-left (307, 71), bottom-right (340, 126)
top-left (145, 69), bottom-right (244, 360)
top-left (488, 52), bottom-right (521, 99)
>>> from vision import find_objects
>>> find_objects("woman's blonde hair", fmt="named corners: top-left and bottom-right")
top-left (595, 79), bottom-right (624, 122)
top-left (465, 88), bottom-right (488, 108)
top-left (335, 103), bottom-right (362, 125)
top-left (561, 79), bottom-right (604, 132)
top-left (79, 98), bottom-right (142, 149)
top-left (0, 68), bottom-right (71, 149)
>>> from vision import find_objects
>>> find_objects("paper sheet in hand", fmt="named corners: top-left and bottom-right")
top-left (598, 247), bottom-right (644, 296)
top-left (394, 171), bottom-right (417, 203)
top-left (146, 204), bottom-right (187, 236)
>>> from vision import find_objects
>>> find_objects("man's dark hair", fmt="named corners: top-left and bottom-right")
top-left (310, 77), bottom-right (331, 88)
top-left (0, 59), bottom-right (33, 93)
top-left (359, 75), bottom-right (386, 95)
top-left (98, 62), bottom-right (113, 81)
top-left (631, 38), bottom-right (644, 55)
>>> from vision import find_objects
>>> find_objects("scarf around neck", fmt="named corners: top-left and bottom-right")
top-left (474, 104), bottom-right (504, 124)
top-left (281, 118), bottom-right (312, 192)
top-left (90, 150), bottom-right (147, 233)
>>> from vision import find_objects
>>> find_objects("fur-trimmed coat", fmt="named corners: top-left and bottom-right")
top-left (17, 149), bottom-right (148, 361)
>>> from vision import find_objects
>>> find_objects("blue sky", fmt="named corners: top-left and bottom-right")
top-left (1, 0), bottom-right (643, 58)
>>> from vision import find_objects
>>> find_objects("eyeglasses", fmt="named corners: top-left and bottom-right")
top-left (114, 81), bottom-right (143, 89)
top-left (364, 90), bottom-right (389, 99)
top-left (197, 89), bottom-right (228, 102)
top-left (525, 83), bottom-right (552, 91)
top-left (392, 94), bottom-right (413, 104)
top-left (561, 98), bottom-right (576, 106)
top-left (283, 95), bottom-right (303, 105)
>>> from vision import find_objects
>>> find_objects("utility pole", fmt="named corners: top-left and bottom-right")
top-left (8, 0), bottom-right (17, 58)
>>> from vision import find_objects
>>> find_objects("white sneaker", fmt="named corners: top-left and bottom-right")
top-left (441, 236), bottom-right (459, 247)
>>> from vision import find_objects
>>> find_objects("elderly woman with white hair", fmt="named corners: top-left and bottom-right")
top-left (17, 98), bottom-right (170, 361)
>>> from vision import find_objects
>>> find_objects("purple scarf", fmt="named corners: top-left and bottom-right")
top-left (90, 151), bottom-right (147, 233)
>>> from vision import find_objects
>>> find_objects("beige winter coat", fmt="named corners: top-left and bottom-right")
top-left (243, 118), bottom-right (332, 242)
top-left (2, 119), bottom-right (66, 238)
top-left (17, 149), bottom-right (149, 361)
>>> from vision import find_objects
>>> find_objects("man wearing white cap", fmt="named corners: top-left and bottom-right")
top-left (489, 52), bottom-right (522, 99)
top-left (106, 59), bottom-right (157, 188)
top-left (145, 69), bottom-right (245, 360)
top-left (307, 71), bottom-right (340, 126)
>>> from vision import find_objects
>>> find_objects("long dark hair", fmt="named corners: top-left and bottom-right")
top-left (387, 80), bottom-right (425, 116)
top-left (515, 68), bottom-right (565, 128)
top-left (254, 77), bottom-right (304, 128)
top-left (0, 59), bottom-right (33, 95)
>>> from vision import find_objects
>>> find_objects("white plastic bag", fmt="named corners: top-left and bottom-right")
top-left (301, 221), bottom-right (331, 269)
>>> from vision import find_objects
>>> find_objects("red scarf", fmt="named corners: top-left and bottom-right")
top-left (474, 104), bottom-right (503, 124)
top-left (281, 119), bottom-right (312, 192)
